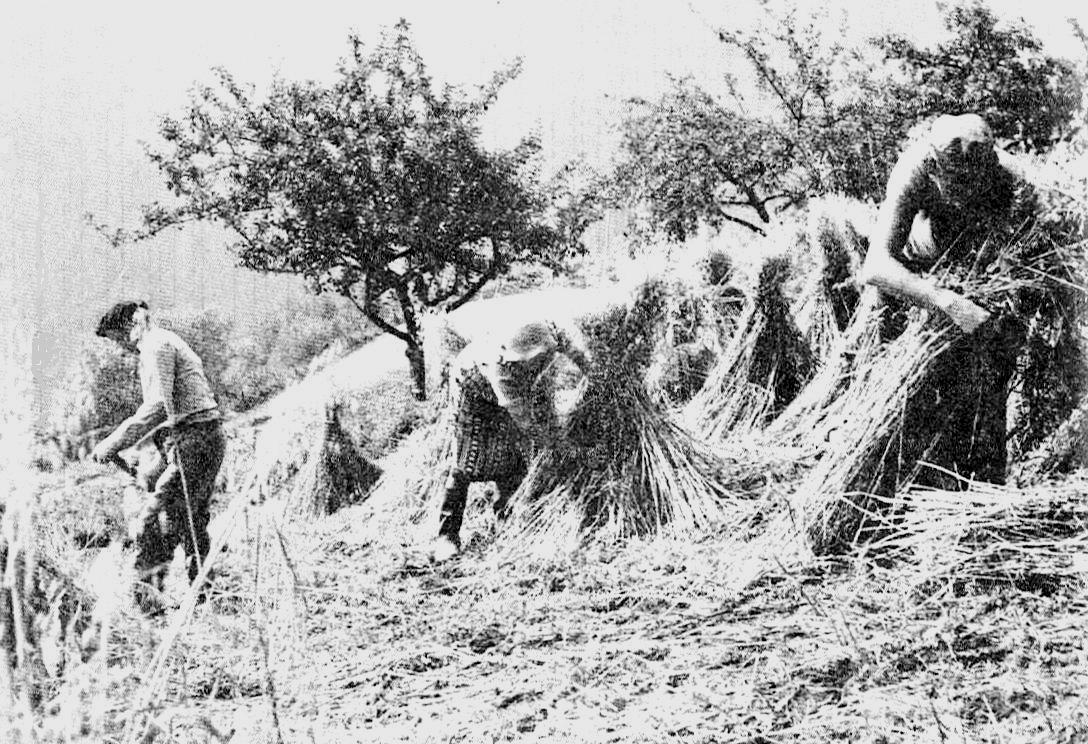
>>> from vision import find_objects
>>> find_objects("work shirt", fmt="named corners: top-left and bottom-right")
top-left (448, 356), bottom-right (527, 478)
top-left (99, 326), bottom-right (220, 456)
top-left (452, 341), bottom-right (558, 438)
top-left (447, 318), bottom-right (589, 450)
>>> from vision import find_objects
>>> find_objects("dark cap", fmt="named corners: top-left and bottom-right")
top-left (95, 300), bottom-right (148, 337)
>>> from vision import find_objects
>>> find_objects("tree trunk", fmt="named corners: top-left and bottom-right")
top-left (742, 184), bottom-right (772, 224)
top-left (350, 280), bottom-right (431, 400)
top-left (396, 285), bottom-right (428, 400)
top-left (404, 339), bottom-right (427, 401)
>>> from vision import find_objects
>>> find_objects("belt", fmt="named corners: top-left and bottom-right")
top-left (171, 416), bottom-right (222, 437)
top-left (138, 411), bottom-right (221, 450)
top-left (177, 411), bottom-right (221, 427)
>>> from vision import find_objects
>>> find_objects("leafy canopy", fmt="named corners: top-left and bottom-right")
top-left (878, 3), bottom-right (1082, 153)
top-left (611, 1), bottom-right (1083, 244)
top-left (101, 20), bottom-right (587, 397)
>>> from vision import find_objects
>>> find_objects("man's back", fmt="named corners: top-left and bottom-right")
top-left (138, 326), bottom-right (218, 423)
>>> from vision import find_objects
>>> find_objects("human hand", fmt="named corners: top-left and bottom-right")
top-left (90, 441), bottom-right (115, 464)
top-left (940, 293), bottom-right (991, 334)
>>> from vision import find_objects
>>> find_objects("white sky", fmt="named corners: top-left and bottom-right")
top-left (5, 0), bottom-right (1085, 168)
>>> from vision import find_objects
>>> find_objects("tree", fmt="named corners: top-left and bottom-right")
top-left (612, 4), bottom-right (904, 242)
top-left (97, 20), bottom-right (585, 399)
top-left (877, 2), bottom-right (1082, 153)
top-left (615, 78), bottom-right (803, 239)
top-left (612, 1), bottom-right (1082, 244)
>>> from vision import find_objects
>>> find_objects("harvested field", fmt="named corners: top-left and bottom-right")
top-left (7, 226), bottom-right (1088, 742)
top-left (14, 474), bottom-right (1088, 743)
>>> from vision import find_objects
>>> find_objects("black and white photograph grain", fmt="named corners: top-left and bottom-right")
top-left (3, 0), bottom-right (1088, 741)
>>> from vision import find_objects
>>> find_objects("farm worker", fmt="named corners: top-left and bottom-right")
top-left (433, 319), bottom-right (592, 559)
top-left (91, 301), bottom-right (226, 611)
top-left (859, 113), bottom-right (1029, 492)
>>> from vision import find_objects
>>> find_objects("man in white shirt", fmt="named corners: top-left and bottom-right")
top-left (91, 301), bottom-right (225, 611)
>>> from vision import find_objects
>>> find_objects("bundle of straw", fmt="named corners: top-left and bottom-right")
top-left (230, 334), bottom-right (426, 512)
top-left (682, 294), bottom-right (773, 442)
top-left (1010, 293), bottom-right (1088, 459)
top-left (781, 198), bottom-right (872, 366)
top-left (791, 311), bottom-right (954, 555)
top-left (655, 340), bottom-right (718, 405)
top-left (1013, 394), bottom-right (1088, 485)
top-left (1, 508), bottom-right (97, 710)
top-left (647, 275), bottom-right (736, 405)
top-left (287, 403), bottom-right (382, 518)
top-left (871, 471), bottom-right (1088, 591)
top-left (347, 416), bottom-right (456, 547)
top-left (805, 197), bottom-right (870, 333)
top-left (504, 277), bottom-right (761, 548)
top-left (686, 254), bottom-right (815, 441)
top-left (796, 225), bottom-right (1085, 555)
top-left (749, 256), bottom-right (817, 415)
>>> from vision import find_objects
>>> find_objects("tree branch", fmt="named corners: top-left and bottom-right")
top-left (741, 184), bottom-right (772, 223)
top-left (717, 209), bottom-right (767, 236)
top-left (757, 192), bottom-right (795, 206)
top-left (445, 261), bottom-right (498, 312)
top-left (346, 291), bottom-right (410, 343)
top-left (739, 41), bottom-right (805, 126)
top-left (720, 193), bottom-right (798, 210)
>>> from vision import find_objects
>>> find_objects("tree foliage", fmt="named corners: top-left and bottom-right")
top-left (612, 1), bottom-right (1083, 244)
top-left (616, 80), bottom-right (801, 239)
top-left (877, 3), bottom-right (1082, 153)
top-left (100, 20), bottom-right (587, 398)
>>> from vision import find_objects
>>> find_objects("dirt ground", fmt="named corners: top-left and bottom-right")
top-left (30, 467), bottom-right (1088, 744)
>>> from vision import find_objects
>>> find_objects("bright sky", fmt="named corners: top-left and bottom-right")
top-left (2, 0), bottom-right (1085, 420)
top-left (5, 0), bottom-right (1085, 169)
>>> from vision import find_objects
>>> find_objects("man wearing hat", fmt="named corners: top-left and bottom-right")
top-left (433, 319), bottom-right (591, 559)
top-left (859, 113), bottom-right (1029, 494)
top-left (90, 301), bottom-right (225, 610)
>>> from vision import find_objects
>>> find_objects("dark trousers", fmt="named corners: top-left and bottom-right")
top-left (437, 466), bottom-right (526, 545)
top-left (132, 420), bottom-right (225, 603)
top-left (438, 364), bottom-right (532, 544)
top-left (875, 314), bottom-right (1020, 496)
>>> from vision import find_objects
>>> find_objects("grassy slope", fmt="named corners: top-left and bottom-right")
top-left (27, 287), bottom-right (1088, 744)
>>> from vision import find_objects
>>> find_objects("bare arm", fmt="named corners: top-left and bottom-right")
top-left (94, 400), bottom-right (168, 458)
top-left (553, 323), bottom-right (592, 376)
top-left (93, 335), bottom-right (175, 460)
top-left (860, 147), bottom-right (990, 333)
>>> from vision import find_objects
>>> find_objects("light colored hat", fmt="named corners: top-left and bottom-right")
top-left (495, 321), bottom-right (559, 364)
top-left (930, 113), bottom-right (994, 151)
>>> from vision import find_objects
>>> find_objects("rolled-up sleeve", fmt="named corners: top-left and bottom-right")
top-left (96, 335), bottom-right (174, 457)
top-left (148, 336), bottom-right (178, 420)
top-left (98, 399), bottom-right (168, 455)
